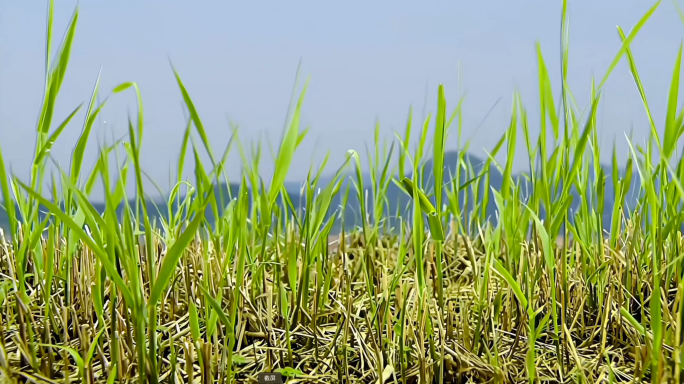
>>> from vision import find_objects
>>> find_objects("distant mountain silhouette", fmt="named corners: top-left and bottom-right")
top-left (0, 150), bottom-right (642, 236)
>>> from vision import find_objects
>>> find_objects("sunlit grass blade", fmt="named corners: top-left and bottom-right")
top-left (33, 103), bottom-right (82, 169)
top-left (169, 68), bottom-right (216, 166)
top-left (663, 41), bottom-right (683, 160)
top-left (270, 78), bottom-right (310, 207)
top-left (597, 1), bottom-right (661, 90)
top-left (16, 179), bottom-right (134, 306)
top-left (71, 68), bottom-right (105, 181)
top-left (149, 193), bottom-right (211, 306)
top-left (0, 144), bottom-right (17, 242)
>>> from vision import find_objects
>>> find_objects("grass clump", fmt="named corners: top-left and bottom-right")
top-left (2, 0), bottom-right (684, 382)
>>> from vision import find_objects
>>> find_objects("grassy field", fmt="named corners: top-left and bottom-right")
top-left (3, 0), bottom-right (684, 383)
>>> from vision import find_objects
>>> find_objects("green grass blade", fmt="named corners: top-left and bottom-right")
top-left (0, 144), bottom-right (17, 242)
top-left (148, 193), bottom-right (211, 306)
top-left (663, 41), bottom-right (683, 160)
top-left (71, 69), bottom-right (105, 181)
top-left (17, 180), bottom-right (134, 306)
top-left (270, 78), bottom-right (310, 207)
top-left (189, 302), bottom-right (201, 342)
top-left (618, 26), bottom-right (662, 155)
top-left (598, 1), bottom-right (661, 90)
top-left (170, 68), bottom-right (217, 166)
top-left (198, 285), bottom-right (231, 329)
top-left (34, 103), bottom-right (82, 168)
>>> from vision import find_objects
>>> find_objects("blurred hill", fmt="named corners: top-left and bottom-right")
top-left (0, 150), bottom-right (640, 236)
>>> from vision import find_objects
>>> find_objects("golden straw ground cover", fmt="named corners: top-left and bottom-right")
top-left (3, 0), bottom-right (684, 382)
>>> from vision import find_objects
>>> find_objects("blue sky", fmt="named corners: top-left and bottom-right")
top-left (0, 1), bottom-right (682, 197)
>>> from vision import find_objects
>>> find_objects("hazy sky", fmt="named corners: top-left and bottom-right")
top-left (0, 1), bottom-right (682, 198)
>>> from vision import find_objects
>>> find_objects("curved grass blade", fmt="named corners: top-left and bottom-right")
top-left (663, 41), bottom-right (683, 160)
top-left (597, 1), bottom-right (661, 90)
top-left (17, 180), bottom-right (133, 306)
top-left (148, 193), bottom-right (211, 306)
top-left (71, 69), bottom-right (106, 181)
top-left (34, 104), bottom-right (82, 169)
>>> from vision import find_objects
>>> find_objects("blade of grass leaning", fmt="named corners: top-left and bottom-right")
top-left (71, 68), bottom-right (106, 182)
top-left (663, 41), bottom-right (683, 160)
top-left (149, 192), bottom-right (211, 306)
top-left (17, 180), bottom-right (134, 306)
top-left (270, 77), bottom-right (310, 207)
top-left (597, 0), bottom-right (661, 90)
